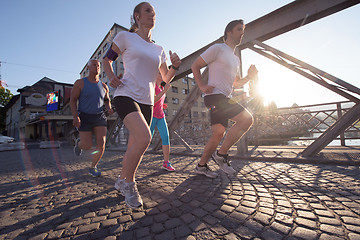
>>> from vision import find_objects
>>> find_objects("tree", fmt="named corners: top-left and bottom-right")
top-left (0, 88), bottom-right (13, 132)
top-left (0, 88), bottom-right (13, 107)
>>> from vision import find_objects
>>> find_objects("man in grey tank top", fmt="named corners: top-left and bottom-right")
top-left (70, 59), bottom-right (114, 177)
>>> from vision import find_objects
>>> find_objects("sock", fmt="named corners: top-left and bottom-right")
top-left (217, 150), bottom-right (228, 157)
top-left (125, 181), bottom-right (135, 186)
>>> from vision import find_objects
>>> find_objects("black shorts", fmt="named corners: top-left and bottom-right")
top-left (78, 112), bottom-right (107, 132)
top-left (113, 96), bottom-right (153, 126)
top-left (204, 94), bottom-right (245, 128)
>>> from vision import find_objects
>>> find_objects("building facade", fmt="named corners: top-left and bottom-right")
top-left (5, 77), bottom-right (74, 141)
top-left (80, 23), bottom-right (208, 127)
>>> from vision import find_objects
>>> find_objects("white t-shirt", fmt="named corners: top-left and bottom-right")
top-left (112, 31), bottom-right (166, 105)
top-left (200, 43), bottom-right (240, 97)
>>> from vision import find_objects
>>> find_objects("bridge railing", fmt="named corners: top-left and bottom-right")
top-left (249, 101), bottom-right (359, 146)
top-left (152, 100), bottom-right (359, 148)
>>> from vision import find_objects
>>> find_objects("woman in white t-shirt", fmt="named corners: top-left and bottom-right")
top-left (102, 2), bottom-right (181, 209)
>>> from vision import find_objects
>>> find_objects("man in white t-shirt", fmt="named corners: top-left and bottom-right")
top-left (192, 19), bottom-right (258, 178)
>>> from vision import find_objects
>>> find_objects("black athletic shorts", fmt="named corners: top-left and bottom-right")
top-left (78, 112), bottom-right (107, 132)
top-left (204, 94), bottom-right (245, 128)
top-left (113, 96), bottom-right (153, 126)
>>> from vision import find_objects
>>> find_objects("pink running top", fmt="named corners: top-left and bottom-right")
top-left (153, 84), bottom-right (166, 119)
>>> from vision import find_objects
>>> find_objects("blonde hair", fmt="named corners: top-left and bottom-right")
top-left (129, 2), bottom-right (149, 32)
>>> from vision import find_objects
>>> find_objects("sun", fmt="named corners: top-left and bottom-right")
top-left (250, 64), bottom-right (306, 108)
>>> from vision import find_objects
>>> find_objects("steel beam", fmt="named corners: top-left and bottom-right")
top-left (302, 103), bottom-right (360, 157)
top-left (173, 0), bottom-right (359, 81)
top-left (247, 40), bottom-right (360, 156)
top-left (248, 40), bottom-right (360, 103)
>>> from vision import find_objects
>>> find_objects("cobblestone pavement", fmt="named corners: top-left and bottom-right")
top-left (1, 146), bottom-right (360, 240)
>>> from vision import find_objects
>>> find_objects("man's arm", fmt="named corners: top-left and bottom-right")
top-left (191, 56), bottom-right (214, 94)
top-left (102, 83), bottom-right (114, 115)
top-left (70, 79), bottom-right (83, 128)
top-left (233, 64), bottom-right (258, 88)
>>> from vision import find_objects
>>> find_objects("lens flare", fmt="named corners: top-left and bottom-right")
top-left (91, 150), bottom-right (100, 155)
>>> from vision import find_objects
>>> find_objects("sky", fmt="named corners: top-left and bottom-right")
top-left (1, 0), bottom-right (359, 108)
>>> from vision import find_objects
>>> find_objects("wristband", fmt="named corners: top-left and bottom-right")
top-left (171, 65), bottom-right (179, 71)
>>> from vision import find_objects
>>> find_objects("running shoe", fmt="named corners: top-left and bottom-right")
top-left (163, 161), bottom-right (175, 171)
top-left (89, 167), bottom-right (101, 177)
top-left (74, 138), bottom-right (82, 156)
top-left (195, 163), bottom-right (218, 178)
top-left (211, 150), bottom-right (236, 175)
top-left (115, 177), bottom-right (125, 196)
top-left (123, 181), bottom-right (143, 209)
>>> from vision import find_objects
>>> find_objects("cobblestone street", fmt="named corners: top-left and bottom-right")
top-left (1, 146), bottom-right (360, 239)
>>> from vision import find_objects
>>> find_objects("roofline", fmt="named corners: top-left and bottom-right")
top-left (17, 77), bottom-right (74, 92)
top-left (3, 94), bottom-right (20, 111)
top-left (80, 23), bottom-right (128, 74)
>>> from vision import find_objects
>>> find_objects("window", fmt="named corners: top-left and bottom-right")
top-left (193, 101), bottom-right (198, 107)
top-left (193, 111), bottom-right (199, 117)
top-left (103, 43), bottom-right (109, 52)
top-left (182, 88), bottom-right (189, 94)
top-left (201, 102), bottom-right (205, 107)
top-left (182, 78), bottom-right (188, 84)
top-left (119, 62), bottom-right (124, 71)
top-left (172, 98), bottom-right (179, 104)
top-left (172, 110), bottom-right (177, 116)
top-left (192, 80), bottom-right (196, 86)
top-left (202, 112), bottom-right (206, 118)
top-left (171, 87), bottom-right (178, 93)
top-left (97, 51), bottom-right (102, 59)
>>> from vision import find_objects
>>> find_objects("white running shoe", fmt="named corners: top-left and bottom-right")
top-left (195, 163), bottom-right (218, 178)
top-left (123, 181), bottom-right (143, 209)
top-left (114, 177), bottom-right (125, 196)
top-left (211, 151), bottom-right (236, 175)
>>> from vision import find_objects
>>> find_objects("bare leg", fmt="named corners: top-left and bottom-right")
top-left (91, 126), bottom-right (107, 168)
top-left (199, 124), bottom-right (225, 165)
top-left (162, 144), bottom-right (170, 162)
top-left (121, 112), bottom-right (151, 183)
top-left (78, 131), bottom-right (92, 151)
top-left (218, 109), bottom-right (253, 155)
top-left (119, 135), bottom-right (135, 180)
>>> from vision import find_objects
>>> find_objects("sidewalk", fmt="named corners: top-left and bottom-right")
top-left (1, 146), bottom-right (360, 239)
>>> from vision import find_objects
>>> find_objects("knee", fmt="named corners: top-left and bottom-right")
top-left (247, 114), bottom-right (254, 127)
top-left (136, 132), bottom-right (152, 148)
top-left (243, 113), bottom-right (254, 130)
top-left (212, 129), bottom-right (225, 141)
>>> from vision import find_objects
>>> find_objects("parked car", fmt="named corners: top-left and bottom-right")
top-left (0, 134), bottom-right (14, 143)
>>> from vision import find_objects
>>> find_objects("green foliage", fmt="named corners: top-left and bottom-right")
top-left (0, 88), bottom-right (13, 107)
top-left (0, 88), bottom-right (13, 132)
